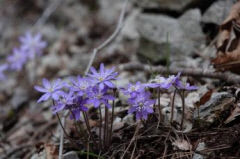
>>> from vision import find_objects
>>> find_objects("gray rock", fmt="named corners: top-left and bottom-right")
top-left (122, 9), bottom-right (140, 40)
top-left (63, 151), bottom-right (79, 159)
top-left (193, 142), bottom-right (206, 159)
top-left (31, 150), bottom-right (47, 159)
top-left (136, 9), bottom-right (205, 64)
top-left (202, 0), bottom-right (234, 25)
top-left (194, 92), bottom-right (235, 123)
top-left (136, 0), bottom-right (200, 12)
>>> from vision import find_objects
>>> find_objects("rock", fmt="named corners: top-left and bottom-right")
top-left (113, 117), bottom-right (124, 131)
top-left (10, 87), bottom-right (28, 109)
top-left (122, 9), bottom-right (140, 40)
top-left (63, 151), bottom-right (79, 159)
top-left (194, 92), bottom-right (235, 123)
top-left (136, 9), bottom-right (205, 65)
top-left (31, 150), bottom-right (47, 159)
top-left (193, 142), bottom-right (206, 159)
top-left (136, 0), bottom-right (201, 12)
top-left (122, 114), bottom-right (135, 125)
top-left (202, 0), bottom-right (234, 25)
top-left (98, 0), bottom-right (132, 25)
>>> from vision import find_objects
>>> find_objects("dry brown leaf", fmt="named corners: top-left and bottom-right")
top-left (44, 143), bottom-right (58, 159)
top-left (196, 89), bottom-right (213, 107)
top-left (212, 1), bottom-right (240, 73)
top-left (225, 104), bottom-right (240, 124)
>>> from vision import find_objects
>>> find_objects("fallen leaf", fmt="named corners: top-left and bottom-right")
top-left (172, 139), bottom-right (192, 151)
top-left (212, 1), bottom-right (240, 73)
top-left (225, 103), bottom-right (240, 124)
top-left (44, 143), bottom-right (58, 159)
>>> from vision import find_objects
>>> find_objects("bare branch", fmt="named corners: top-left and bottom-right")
top-left (118, 62), bottom-right (240, 84)
top-left (84, 0), bottom-right (129, 75)
top-left (34, 0), bottom-right (63, 27)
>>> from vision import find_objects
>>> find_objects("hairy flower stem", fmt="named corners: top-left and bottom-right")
top-left (157, 88), bottom-right (162, 129)
top-left (56, 113), bottom-right (70, 137)
top-left (170, 89), bottom-right (177, 124)
top-left (104, 106), bottom-right (109, 149)
top-left (83, 112), bottom-right (97, 147)
top-left (98, 106), bottom-right (103, 150)
top-left (69, 110), bottom-right (86, 139)
top-left (52, 100), bottom-right (70, 137)
top-left (180, 90), bottom-right (185, 130)
top-left (109, 90), bottom-right (116, 146)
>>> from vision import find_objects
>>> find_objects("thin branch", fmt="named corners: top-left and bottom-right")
top-left (34, 0), bottom-right (63, 28)
top-left (118, 62), bottom-right (240, 84)
top-left (120, 122), bottom-right (140, 159)
top-left (84, 0), bottom-right (129, 75)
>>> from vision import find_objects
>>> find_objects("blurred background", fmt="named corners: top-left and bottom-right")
top-left (0, 0), bottom-right (236, 158)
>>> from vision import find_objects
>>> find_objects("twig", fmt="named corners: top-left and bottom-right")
top-left (120, 122), bottom-right (140, 159)
top-left (58, 111), bottom-right (69, 159)
top-left (34, 0), bottom-right (63, 28)
top-left (118, 62), bottom-right (240, 84)
top-left (130, 140), bottom-right (137, 159)
top-left (84, 0), bottom-right (129, 75)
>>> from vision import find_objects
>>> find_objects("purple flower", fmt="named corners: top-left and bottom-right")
top-left (19, 32), bottom-right (47, 59)
top-left (66, 96), bottom-right (88, 120)
top-left (121, 81), bottom-right (145, 98)
top-left (128, 91), bottom-right (155, 120)
top-left (147, 73), bottom-right (181, 89)
top-left (34, 78), bottom-right (65, 103)
top-left (70, 76), bottom-right (93, 96)
top-left (87, 86), bottom-right (115, 108)
top-left (88, 63), bottom-right (118, 90)
top-left (175, 79), bottom-right (198, 91)
top-left (7, 47), bottom-right (27, 71)
top-left (0, 64), bottom-right (8, 80)
top-left (51, 91), bottom-right (75, 114)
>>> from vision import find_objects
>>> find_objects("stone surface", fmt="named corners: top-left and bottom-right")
top-left (136, 0), bottom-right (200, 12)
top-left (10, 87), bottom-right (28, 109)
top-left (63, 151), bottom-right (79, 159)
top-left (194, 92), bottom-right (235, 123)
top-left (136, 9), bottom-right (205, 65)
top-left (202, 0), bottom-right (234, 25)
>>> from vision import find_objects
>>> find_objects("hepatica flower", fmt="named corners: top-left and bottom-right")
top-left (7, 47), bottom-right (27, 71)
top-left (0, 64), bottom-right (8, 80)
top-left (67, 96), bottom-right (88, 120)
top-left (88, 63), bottom-right (118, 90)
top-left (70, 76), bottom-right (93, 96)
top-left (51, 91), bottom-right (75, 114)
top-left (34, 78), bottom-right (65, 103)
top-left (121, 81), bottom-right (145, 98)
top-left (19, 32), bottom-right (47, 59)
top-left (175, 79), bottom-right (198, 91)
top-left (87, 86), bottom-right (115, 108)
top-left (147, 72), bottom-right (181, 89)
top-left (128, 91), bottom-right (155, 120)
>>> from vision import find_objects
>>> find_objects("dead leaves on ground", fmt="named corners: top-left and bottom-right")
top-left (212, 0), bottom-right (240, 74)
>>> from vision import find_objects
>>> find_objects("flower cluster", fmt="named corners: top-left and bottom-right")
top-left (35, 63), bottom-right (117, 120)
top-left (36, 63), bottom-right (197, 121)
top-left (0, 32), bottom-right (47, 81)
